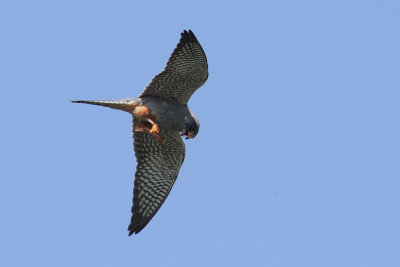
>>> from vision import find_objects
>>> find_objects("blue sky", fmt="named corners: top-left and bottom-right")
top-left (1, 1), bottom-right (399, 266)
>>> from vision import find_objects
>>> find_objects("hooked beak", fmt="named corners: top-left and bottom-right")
top-left (186, 132), bottom-right (194, 139)
top-left (181, 130), bottom-right (194, 139)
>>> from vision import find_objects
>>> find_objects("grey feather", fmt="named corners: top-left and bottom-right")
top-left (128, 123), bottom-right (185, 235)
top-left (140, 30), bottom-right (208, 104)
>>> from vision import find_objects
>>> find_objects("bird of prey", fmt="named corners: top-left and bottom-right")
top-left (72, 30), bottom-right (208, 235)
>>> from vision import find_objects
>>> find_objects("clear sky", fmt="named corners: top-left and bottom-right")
top-left (1, 1), bottom-right (399, 266)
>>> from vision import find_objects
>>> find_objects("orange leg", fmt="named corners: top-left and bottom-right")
top-left (133, 104), bottom-right (162, 142)
top-left (147, 118), bottom-right (163, 142)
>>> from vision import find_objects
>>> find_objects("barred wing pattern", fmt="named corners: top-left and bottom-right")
top-left (140, 30), bottom-right (208, 104)
top-left (128, 126), bottom-right (186, 235)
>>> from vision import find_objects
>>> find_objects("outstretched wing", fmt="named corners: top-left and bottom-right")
top-left (128, 125), bottom-right (186, 235)
top-left (140, 30), bottom-right (208, 104)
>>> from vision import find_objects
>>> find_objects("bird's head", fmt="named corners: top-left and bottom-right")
top-left (181, 111), bottom-right (200, 139)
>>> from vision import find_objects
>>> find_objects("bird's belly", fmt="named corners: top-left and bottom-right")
top-left (140, 97), bottom-right (189, 131)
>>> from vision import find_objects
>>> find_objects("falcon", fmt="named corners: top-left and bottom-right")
top-left (72, 30), bottom-right (208, 235)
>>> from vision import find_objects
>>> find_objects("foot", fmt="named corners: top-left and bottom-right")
top-left (148, 119), bottom-right (163, 142)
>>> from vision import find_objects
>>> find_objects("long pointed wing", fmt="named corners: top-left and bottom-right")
top-left (128, 125), bottom-right (185, 235)
top-left (139, 30), bottom-right (208, 104)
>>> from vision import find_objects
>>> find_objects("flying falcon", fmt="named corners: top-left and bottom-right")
top-left (72, 30), bottom-right (208, 235)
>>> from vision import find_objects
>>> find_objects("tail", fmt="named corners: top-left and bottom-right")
top-left (71, 98), bottom-right (141, 112)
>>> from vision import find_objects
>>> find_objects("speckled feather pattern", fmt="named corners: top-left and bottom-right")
top-left (140, 30), bottom-right (208, 104)
top-left (128, 125), bottom-right (185, 235)
top-left (72, 30), bottom-right (206, 235)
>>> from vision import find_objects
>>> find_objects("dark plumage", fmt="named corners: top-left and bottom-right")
top-left (72, 30), bottom-right (208, 235)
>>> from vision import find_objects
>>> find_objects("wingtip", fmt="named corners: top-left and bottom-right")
top-left (127, 225), bottom-right (135, 236)
top-left (181, 30), bottom-right (189, 38)
top-left (127, 224), bottom-right (145, 236)
top-left (180, 29), bottom-right (197, 42)
top-left (128, 230), bottom-right (135, 236)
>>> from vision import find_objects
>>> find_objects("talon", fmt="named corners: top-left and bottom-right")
top-left (149, 123), bottom-right (160, 135)
top-left (147, 118), bottom-right (162, 142)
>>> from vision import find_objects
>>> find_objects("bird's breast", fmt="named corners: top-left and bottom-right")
top-left (140, 96), bottom-right (189, 130)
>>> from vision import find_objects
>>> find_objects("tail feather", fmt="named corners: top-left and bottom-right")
top-left (71, 98), bottom-right (140, 112)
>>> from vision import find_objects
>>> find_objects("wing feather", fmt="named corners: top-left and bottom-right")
top-left (128, 123), bottom-right (185, 235)
top-left (140, 30), bottom-right (208, 104)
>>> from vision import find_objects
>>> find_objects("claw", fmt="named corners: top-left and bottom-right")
top-left (149, 122), bottom-right (160, 135)
top-left (147, 118), bottom-right (163, 143)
